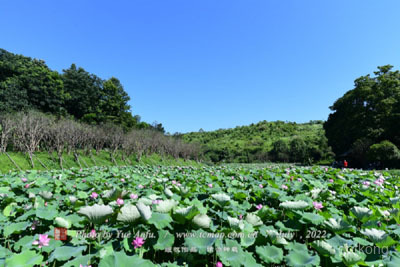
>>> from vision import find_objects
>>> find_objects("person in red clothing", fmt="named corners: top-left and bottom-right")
top-left (344, 160), bottom-right (348, 168)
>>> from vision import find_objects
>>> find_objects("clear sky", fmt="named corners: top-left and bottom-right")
top-left (1, 1), bottom-right (400, 133)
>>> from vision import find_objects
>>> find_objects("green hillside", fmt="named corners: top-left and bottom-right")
top-left (183, 120), bottom-right (334, 164)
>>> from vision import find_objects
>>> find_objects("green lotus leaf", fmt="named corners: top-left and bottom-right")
top-left (285, 249), bottom-right (320, 267)
top-left (154, 230), bottom-right (175, 250)
top-left (148, 194), bottom-right (160, 200)
top-left (279, 200), bottom-right (309, 210)
top-left (217, 239), bottom-right (245, 267)
top-left (78, 204), bottom-right (113, 224)
top-left (192, 214), bottom-right (211, 229)
top-left (212, 193), bottom-right (231, 204)
top-left (350, 206), bottom-right (372, 221)
top-left (184, 230), bottom-right (216, 255)
top-left (245, 213), bottom-right (263, 226)
top-left (227, 216), bottom-right (244, 230)
top-left (324, 217), bottom-right (354, 233)
top-left (156, 199), bottom-right (177, 213)
top-left (148, 212), bottom-right (173, 229)
top-left (4, 221), bottom-right (30, 237)
top-left (164, 187), bottom-right (174, 198)
top-left (48, 246), bottom-right (87, 262)
top-left (360, 228), bottom-right (387, 243)
top-left (5, 250), bottom-right (43, 267)
top-left (175, 206), bottom-right (193, 216)
top-left (55, 217), bottom-right (72, 229)
top-left (300, 212), bottom-right (325, 225)
top-left (256, 245), bottom-right (283, 264)
top-left (99, 251), bottom-right (155, 267)
top-left (136, 202), bottom-right (152, 221)
top-left (311, 241), bottom-right (335, 256)
top-left (39, 191), bottom-right (53, 200)
top-left (341, 250), bottom-right (366, 266)
top-left (117, 204), bottom-right (141, 223)
top-left (138, 197), bottom-right (153, 206)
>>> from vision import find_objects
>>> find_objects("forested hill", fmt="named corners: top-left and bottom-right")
top-left (0, 48), bottom-right (163, 132)
top-left (182, 120), bottom-right (334, 164)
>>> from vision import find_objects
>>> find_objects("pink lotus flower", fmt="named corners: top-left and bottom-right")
top-left (216, 262), bottom-right (223, 267)
top-left (152, 200), bottom-right (161, 205)
top-left (362, 181), bottom-right (370, 186)
top-left (24, 184), bottom-right (30, 189)
top-left (313, 202), bottom-right (323, 210)
top-left (82, 179), bottom-right (86, 183)
top-left (89, 229), bottom-right (96, 239)
top-left (120, 178), bottom-right (125, 182)
top-left (44, 202), bottom-right (48, 207)
top-left (172, 180), bottom-right (177, 184)
top-left (138, 184), bottom-right (144, 189)
top-left (132, 237), bottom-right (145, 248)
top-left (21, 178), bottom-right (27, 182)
top-left (91, 192), bottom-right (98, 199)
top-left (297, 178), bottom-right (302, 182)
top-left (374, 178), bottom-right (384, 186)
top-left (116, 198), bottom-right (124, 206)
top-left (208, 183), bottom-right (213, 188)
top-left (328, 179), bottom-right (334, 183)
top-left (32, 234), bottom-right (50, 248)
top-left (130, 193), bottom-right (138, 199)
top-left (239, 214), bottom-right (243, 219)
top-left (281, 185), bottom-right (288, 190)
top-left (259, 184), bottom-right (263, 188)
top-left (256, 204), bottom-right (263, 210)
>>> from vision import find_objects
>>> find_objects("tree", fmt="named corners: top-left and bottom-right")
top-left (13, 111), bottom-right (51, 168)
top-left (100, 77), bottom-right (135, 129)
top-left (289, 137), bottom-right (307, 163)
top-left (324, 65), bottom-right (400, 167)
top-left (271, 140), bottom-right (290, 162)
top-left (62, 64), bottom-right (103, 122)
top-left (0, 49), bottom-right (67, 114)
top-left (368, 140), bottom-right (400, 168)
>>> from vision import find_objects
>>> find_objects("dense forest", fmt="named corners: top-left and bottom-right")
top-left (182, 120), bottom-right (334, 164)
top-left (324, 65), bottom-right (400, 168)
top-left (0, 48), bottom-right (163, 131)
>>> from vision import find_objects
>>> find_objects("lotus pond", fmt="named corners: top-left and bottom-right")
top-left (1, 165), bottom-right (400, 266)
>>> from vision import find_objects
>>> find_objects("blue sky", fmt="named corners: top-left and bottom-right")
top-left (1, 1), bottom-right (400, 133)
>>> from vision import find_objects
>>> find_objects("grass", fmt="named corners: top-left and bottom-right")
top-left (0, 150), bottom-right (202, 173)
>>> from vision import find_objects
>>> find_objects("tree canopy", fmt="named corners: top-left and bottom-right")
top-left (183, 120), bottom-right (334, 164)
top-left (324, 65), bottom-right (400, 167)
top-left (0, 48), bottom-right (161, 132)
